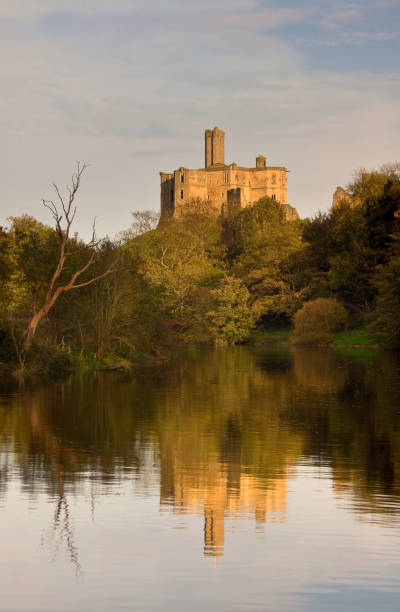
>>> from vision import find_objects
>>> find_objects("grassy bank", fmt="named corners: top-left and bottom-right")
top-left (331, 329), bottom-right (378, 348)
top-left (250, 326), bottom-right (379, 349)
top-left (250, 328), bottom-right (291, 345)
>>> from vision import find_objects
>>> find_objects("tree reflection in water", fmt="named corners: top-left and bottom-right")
top-left (27, 394), bottom-right (82, 578)
top-left (0, 345), bottom-right (399, 563)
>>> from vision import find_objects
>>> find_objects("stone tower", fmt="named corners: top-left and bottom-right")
top-left (205, 126), bottom-right (225, 168)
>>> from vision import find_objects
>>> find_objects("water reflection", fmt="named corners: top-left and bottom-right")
top-left (1, 345), bottom-right (400, 568)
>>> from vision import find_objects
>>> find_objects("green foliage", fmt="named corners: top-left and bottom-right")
top-left (7, 215), bottom-right (60, 313)
top-left (368, 253), bottom-right (400, 348)
top-left (298, 167), bottom-right (400, 311)
top-left (48, 241), bottom-right (137, 361)
top-left (127, 201), bottom-right (225, 345)
top-left (291, 298), bottom-right (349, 346)
top-left (206, 276), bottom-right (258, 344)
top-left (223, 197), bottom-right (303, 318)
top-left (26, 343), bottom-right (74, 376)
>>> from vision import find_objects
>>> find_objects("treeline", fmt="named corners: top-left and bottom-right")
top-left (0, 163), bottom-right (399, 373)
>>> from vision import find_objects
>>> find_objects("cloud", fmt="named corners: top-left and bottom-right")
top-left (0, 1), bottom-right (259, 19)
top-left (0, 0), bottom-right (398, 238)
top-left (212, 7), bottom-right (315, 31)
top-left (297, 31), bottom-right (398, 47)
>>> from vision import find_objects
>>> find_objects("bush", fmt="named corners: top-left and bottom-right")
top-left (291, 298), bottom-right (348, 345)
top-left (26, 344), bottom-right (74, 376)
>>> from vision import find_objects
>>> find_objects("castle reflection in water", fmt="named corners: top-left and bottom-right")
top-left (1, 345), bottom-right (400, 566)
top-left (160, 465), bottom-right (286, 557)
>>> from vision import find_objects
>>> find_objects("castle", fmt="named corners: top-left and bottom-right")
top-left (160, 127), bottom-right (298, 220)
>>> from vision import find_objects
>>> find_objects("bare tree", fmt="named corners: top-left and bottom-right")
top-left (117, 210), bottom-right (159, 242)
top-left (20, 163), bottom-right (118, 365)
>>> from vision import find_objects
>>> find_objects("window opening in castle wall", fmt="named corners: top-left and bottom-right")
top-left (180, 190), bottom-right (184, 199)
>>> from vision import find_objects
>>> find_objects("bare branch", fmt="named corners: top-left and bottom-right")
top-left (65, 240), bottom-right (101, 258)
top-left (53, 183), bottom-right (66, 213)
top-left (90, 217), bottom-right (97, 245)
top-left (70, 259), bottom-right (120, 289)
top-left (67, 252), bottom-right (96, 287)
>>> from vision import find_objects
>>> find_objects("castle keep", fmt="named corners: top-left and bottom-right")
top-left (160, 127), bottom-right (298, 219)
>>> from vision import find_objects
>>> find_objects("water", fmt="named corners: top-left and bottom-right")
top-left (1, 345), bottom-right (400, 611)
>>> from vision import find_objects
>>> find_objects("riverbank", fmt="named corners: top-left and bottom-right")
top-left (251, 327), bottom-right (380, 349)
top-left (0, 326), bottom-right (383, 381)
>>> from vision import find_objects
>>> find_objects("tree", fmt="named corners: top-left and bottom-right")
top-left (118, 210), bottom-right (160, 242)
top-left (368, 234), bottom-right (400, 348)
top-left (14, 164), bottom-right (118, 368)
top-left (206, 276), bottom-right (257, 344)
top-left (297, 169), bottom-right (400, 311)
top-left (223, 197), bottom-right (303, 320)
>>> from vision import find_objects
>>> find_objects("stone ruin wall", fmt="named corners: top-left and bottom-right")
top-left (160, 127), bottom-right (298, 220)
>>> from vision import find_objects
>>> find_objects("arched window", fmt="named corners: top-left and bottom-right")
top-left (180, 190), bottom-right (184, 200)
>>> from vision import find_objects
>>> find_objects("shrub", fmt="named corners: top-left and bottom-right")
top-left (291, 298), bottom-right (348, 345)
top-left (26, 344), bottom-right (74, 376)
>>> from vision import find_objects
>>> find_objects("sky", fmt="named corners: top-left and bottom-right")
top-left (1, 0), bottom-right (399, 238)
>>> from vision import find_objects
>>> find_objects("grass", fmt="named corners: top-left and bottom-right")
top-left (251, 326), bottom-right (380, 350)
top-left (250, 327), bottom-right (291, 345)
top-left (331, 328), bottom-right (377, 347)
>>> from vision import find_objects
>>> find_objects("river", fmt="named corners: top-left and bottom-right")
top-left (1, 345), bottom-right (400, 611)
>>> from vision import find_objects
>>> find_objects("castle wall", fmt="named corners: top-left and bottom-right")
top-left (169, 165), bottom-right (287, 216)
top-left (160, 172), bottom-right (175, 216)
top-left (160, 128), bottom-right (294, 219)
top-left (204, 166), bottom-right (287, 212)
top-left (173, 167), bottom-right (208, 215)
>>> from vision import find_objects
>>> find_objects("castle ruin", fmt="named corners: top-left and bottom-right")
top-left (160, 127), bottom-right (298, 220)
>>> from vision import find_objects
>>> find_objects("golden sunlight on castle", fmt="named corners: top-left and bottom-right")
top-left (160, 127), bottom-right (298, 220)
top-left (160, 457), bottom-right (287, 558)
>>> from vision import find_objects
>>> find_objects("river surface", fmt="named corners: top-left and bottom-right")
top-left (1, 345), bottom-right (400, 611)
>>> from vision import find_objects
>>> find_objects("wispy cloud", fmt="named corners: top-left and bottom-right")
top-left (0, 0), bottom-right (398, 237)
top-left (297, 30), bottom-right (398, 47)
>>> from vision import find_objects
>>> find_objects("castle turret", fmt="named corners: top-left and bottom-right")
top-left (205, 126), bottom-right (225, 168)
top-left (256, 155), bottom-right (266, 168)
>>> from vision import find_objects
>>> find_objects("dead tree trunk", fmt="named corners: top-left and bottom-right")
top-left (19, 163), bottom-right (118, 369)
